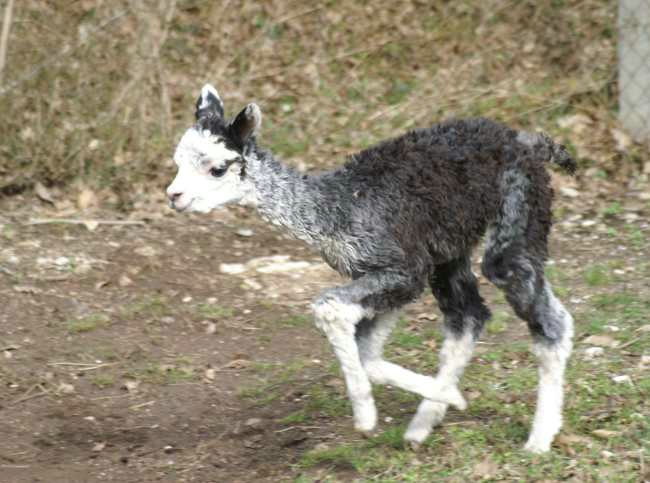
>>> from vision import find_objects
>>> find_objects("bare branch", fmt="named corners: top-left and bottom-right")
top-left (0, 0), bottom-right (15, 86)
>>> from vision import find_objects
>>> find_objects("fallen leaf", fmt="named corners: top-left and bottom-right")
top-left (592, 429), bottom-right (621, 439)
top-left (611, 375), bottom-right (632, 385)
top-left (78, 188), bottom-right (98, 210)
top-left (57, 382), bottom-right (75, 394)
top-left (224, 359), bottom-right (251, 370)
top-left (611, 128), bottom-right (632, 151)
top-left (35, 182), bottom-right (55, 204)
top-left (556, 433), bottom-right (593, 447)
top-left (204, 368), bottom-right (216, 380)
top-left (92, 442), bottom-right (106, 452)
top-left (122, 380), bottom-right (139, 392)
top-left (134, 246), bottom-right (158, 257)
top-left (472, 457), bottom-right (498, 479)
top-left (560, 187), bottom-right (580, 198)
top-left (417, 313), bottom-right (438, 321)
top-left (118, 274), bottom-right (134, 287)
top-left (557, 113), bottom-right (592, 135)
top-left (83, 220), bottom-right (99, 231)
top-left (584, 346), bottom-right (604, 359)
top-left (582, 335), bottom-right (618, 348)
top-left (219, 263), bottom-right (246, 274)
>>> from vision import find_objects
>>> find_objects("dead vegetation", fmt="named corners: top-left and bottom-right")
top-left (0, 0), bottom-right (646, 207)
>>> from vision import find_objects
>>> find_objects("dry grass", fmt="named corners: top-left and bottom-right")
top-left (0, 0), bottom-right (642, 206)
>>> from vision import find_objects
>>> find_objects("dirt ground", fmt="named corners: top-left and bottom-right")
top-left (0, 188), bottom-right (649, 482)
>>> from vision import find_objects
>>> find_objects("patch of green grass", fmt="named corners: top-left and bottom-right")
top-left (122, 295), bottom-right (171, 319)
top-left (300, 444), bottom-right (360, 470)
top-left (93, 346), bottom-right (119, 362)
top-left (1, 224), bottom-right (15, 240)
top-left (91, 374), bottom-right (115, 388)
top-left (602, 200), bottom-right (622, 217)
top-left (386, 79), bottom-right (416, 105)
top-left (197, 303), bottom-right (234, 319)
top-left (584, 313), bottom-right (608, 334)
top-left (626, 226), bottom-right (645, 248)
top-left (141, 363), bottom-right (196, 384)
top-left (238, 385), bottom-right (280, 406)
top-left (487, 311), bottom-right (510, 335)
top-left (365, 426), bottom-right (406, 450)
top-left (304, 385), bottom-right (350, 418)
top-left (279, 410), bottom-right (308, 425)
top-left (583, 264), bottom-right (611, 286)
top-left (66, 313), bottom-right (110, 333)
top-left (391, 330), bottom-right (424, 349)
top-left (278, 315), bottom-right (311, 327)
top-left (239, 359), bottom-right (308, 406)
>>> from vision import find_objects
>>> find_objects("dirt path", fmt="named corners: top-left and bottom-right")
top-left (1, 197), bottom-right (649, 482)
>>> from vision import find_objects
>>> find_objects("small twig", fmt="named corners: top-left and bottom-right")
top-left (31, 275), bottom-right (70, 282)
top-left (617, 337), bottom-right (643, 350)
top-left (0, 465), bottom-right (30, 469)
top-left (0, 344), bottom-right (19, 351)
top-left (274, 425), bottom-right (322, 433)
top-left (129, 400), bottom-right (155, 410)
top-left (90, 394), bottom-right (131, 401)
top-left (0, 0), bottom-right (15, 86)
top-left (11, 384), bottom-right (49, 405)
top-left (26, 218), bottom-right (146, 226)
top-left (77, 363), bottom-right (118, 372)
top-left (48, 362), bottom-right (101, 366)
top-left (0, 265), bottom-right (16, 276)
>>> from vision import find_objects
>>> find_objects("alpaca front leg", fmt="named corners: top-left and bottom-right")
top-left (404, 328), bottom-right (477, 445)
top-left (357, 312), bottom-right (467, 410)
top-left (312, 294), bottom-right (377, 433)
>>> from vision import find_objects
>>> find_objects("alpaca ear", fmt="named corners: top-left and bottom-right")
top-left (195, 84), bottom-right (224, 120)
top-left (230, 103), bottom-right (262, 145)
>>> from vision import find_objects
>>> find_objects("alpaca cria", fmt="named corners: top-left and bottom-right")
top-left (166, 84), bottom-right (576, 453)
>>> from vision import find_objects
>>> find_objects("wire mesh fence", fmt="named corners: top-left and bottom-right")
top-left (619, 0), bottom-right (650, 144)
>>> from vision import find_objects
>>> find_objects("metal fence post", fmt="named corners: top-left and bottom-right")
top-left (619, 0), bottom-right (650, 143)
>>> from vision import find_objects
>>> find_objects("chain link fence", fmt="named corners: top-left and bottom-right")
top-left (619, 0), bottom-right (650, 144)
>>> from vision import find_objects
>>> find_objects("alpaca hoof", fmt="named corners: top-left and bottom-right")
top-left (523, 438), bottom-right (551, 454)
top-left (403, 425), bottom-right (431, 447)
top-left (353, 404), bottom-right (377, 434)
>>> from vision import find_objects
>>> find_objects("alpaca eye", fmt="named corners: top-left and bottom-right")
top-left (209, 166), bottom-right (228, 178)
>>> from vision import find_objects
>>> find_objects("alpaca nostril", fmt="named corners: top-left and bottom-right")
top-left (167, 190), bottom-right (182, 203)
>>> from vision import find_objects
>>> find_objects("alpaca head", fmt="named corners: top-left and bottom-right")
top-left (166, 84), bottom-right (261, 213)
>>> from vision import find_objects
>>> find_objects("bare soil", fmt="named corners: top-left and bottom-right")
top-left (0, 193), bottom-right (648, 482)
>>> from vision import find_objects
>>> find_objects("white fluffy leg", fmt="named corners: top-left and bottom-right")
top-left (524, 292), bottom-right (573, 453)
top-left (404, 329), bottom-right (476, 444)
top-left (357, 312), bottom-right (465, 409)
top-left (404, 400), bottom-right (447, 446)
top-left (313, 297), bottom-right (377, 433)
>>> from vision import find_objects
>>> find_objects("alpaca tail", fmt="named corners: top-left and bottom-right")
top-left (516, 131), bottom-right (577, 174)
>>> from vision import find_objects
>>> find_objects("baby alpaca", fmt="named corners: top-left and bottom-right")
top-left (166, 84), bottom-right (575, 453)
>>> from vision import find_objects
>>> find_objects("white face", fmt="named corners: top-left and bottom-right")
top-left (166, 128), bottom-right (254, 213)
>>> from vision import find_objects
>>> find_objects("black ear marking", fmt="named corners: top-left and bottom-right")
top-left (195, 84), bottom-right (224, 121)
top-left (230, 103), bottom-right (262, 146)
